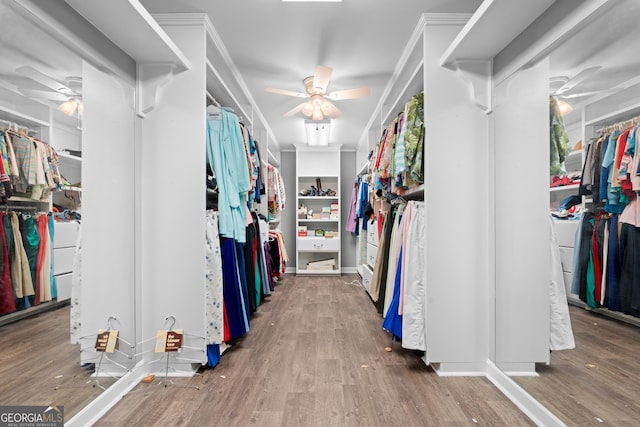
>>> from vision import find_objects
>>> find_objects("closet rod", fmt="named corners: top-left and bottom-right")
top-left (0, 119), bottom-right (38, 135)
top-left (598, 114), bottom-right (640, 134)
top-left (206, 91), bottom-right (222, 108)
top-left (0, 205), bottom-right (38, 212)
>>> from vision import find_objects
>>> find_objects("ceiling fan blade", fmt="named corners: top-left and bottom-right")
top-left (283, 102), bottom-right (307, 117)
top-left (313, 65), bottom-right (333, 93)
top-left (327, 86), bottom-right (371, 101)
top-left (15, 66), bottom-right (73, 94)
top-left (555, 66), bottom-right (602, 95)
top-left (323, 102), bottom-right (342, 118)
top-left (265, 87), bottom-right (308, 98)
top-left (561, 90), bottom-right (614, 99)
top-left (18, 88), bottom-right (69, 102)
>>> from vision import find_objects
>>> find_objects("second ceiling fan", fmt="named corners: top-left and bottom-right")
top-left (265, 65), bottom-right (370, 121)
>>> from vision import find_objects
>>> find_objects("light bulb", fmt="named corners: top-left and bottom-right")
top-left (302, 103), bottom-right (313, 116)
top-left (58, 99), bottom-right (77, 116)
top-left (312, 109), bottom-right (323, 121)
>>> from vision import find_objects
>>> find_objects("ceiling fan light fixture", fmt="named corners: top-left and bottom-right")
top-left (302, 103), bottom-right (313, 116)
top-left (320, 100), bottom-right (332, 115)
top-left (311, 109), bottom-right (324, 121)
top-left (557, 98), bottom-right (573, 116)
top-left (58, 99), bottom-right (78, 116)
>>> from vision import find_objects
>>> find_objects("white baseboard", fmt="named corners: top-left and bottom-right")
top-left (485, 360), bottom-right (567, 427)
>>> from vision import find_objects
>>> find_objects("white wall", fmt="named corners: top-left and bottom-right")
top-left (80, 61), bottom-right (136, 371)
top-left (138, 22), bottom-right (207, 367)
top-left (280, 150), bottom-right (296, 270)
top-left (422, 20), bottom-right (490, 371)
top-left (493, 58), bottom-right (551, 372)
top-left (341, 150), bottom-right (357, 270)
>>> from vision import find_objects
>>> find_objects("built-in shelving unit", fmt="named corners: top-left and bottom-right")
top-left (295, 145), bottom-right (341, 275)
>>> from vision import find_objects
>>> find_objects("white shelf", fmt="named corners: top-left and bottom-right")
top-left (57, 151), bottom-right (82, 163)
top-left (66, 0), bottom-right (190, 70)
top-left (298, 219), bottom-right (339, 223)
top-left (585, 101), bottom-right (640, 127)
top-left (0, 106), bottom-right (50, 128)
top-left (549, 184), bottom-right (579, 193)
top-left (295, 269), bottom-right (341, 276)
top-left (298, 196), bottom-right (339, 200)
top-left (439, 0), bottom-right (554, 67)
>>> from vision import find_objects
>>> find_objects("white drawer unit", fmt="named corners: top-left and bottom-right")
top-left (361, 264), bottom-right (373, 294)
top-left (559, 247), bottom-right (574, 273)
top-left (553, 220), bottom-right (579, 296)
top-left (53, 221), bottom-right (80, 301)
top-left (55, 272), bottom-right (73, 301)
top-left (53, 221), bottom-right (80, 249)
top-left (53, 246), bottom-right (76, 275)
top-left (366, 243), bottom-right (378, 267)
top-left (366, 222), bottom-right (379, 246)
top-left (297, 237), bottom-right (340, 252)
top-left (553, 220), bottom-right (579, 247)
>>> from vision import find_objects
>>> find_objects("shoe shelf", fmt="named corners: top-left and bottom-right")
top-left (549, 183), bottom-right (579, 192)
top-left (298, 196), bottom-right (339, 200)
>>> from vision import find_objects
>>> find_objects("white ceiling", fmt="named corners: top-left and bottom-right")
top-left (139, 0), bottom-right (483, 151)
top-left (1, 0), bottom-right (639, 150)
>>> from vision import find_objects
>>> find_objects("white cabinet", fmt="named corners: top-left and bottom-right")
top-left (295, 145), bottom-right (341, 275)
top-left (52, 221), bottom-right (80, 300)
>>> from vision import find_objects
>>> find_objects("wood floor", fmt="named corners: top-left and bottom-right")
top-left (94, 274), bottom-right (533, 426)
top-left (515, 305), bottom-right (640, 427)
top-left (0, 301), bottom-right (115, 420)
top-left (4, 274), bottom-right (640, 426)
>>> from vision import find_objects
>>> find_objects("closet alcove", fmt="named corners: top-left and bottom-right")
top-left (441, 0), bottom-right (640, 425)
top-left (510, 1), bottom-right (640, 425)
top-left (0, 0), bottom-right (138, 419)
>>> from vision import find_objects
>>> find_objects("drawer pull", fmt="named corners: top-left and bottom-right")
top-left (314, 244), bottom-right (324, 249)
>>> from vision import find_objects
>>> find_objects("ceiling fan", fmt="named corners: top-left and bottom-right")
top-left (15, 66), bottom-right (83, 117)
top-left (265, 65), bottom-right (370, 121)
top-left (550, 65), bottom-right (613, 116)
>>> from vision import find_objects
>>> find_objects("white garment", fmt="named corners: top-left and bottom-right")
top-left (401, 201), bottom-right (426, 351)
top-left (205, 211), bottom-right (224, 345)
top-left (549, 216), bottom-right (576, 351)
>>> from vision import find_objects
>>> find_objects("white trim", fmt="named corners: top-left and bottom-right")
top-left (485, 360), bottom-right (568, 427)
top-left (66, 363), bottom-right (147, 427)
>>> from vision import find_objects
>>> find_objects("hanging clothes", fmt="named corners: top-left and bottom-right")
top-left (10, 212), bottom-right (34, 302)
top-left (205, 211), bottom-right (224, 346)
top-left (220, 237), bottom-right (249, 341)
top-left (206, 108), bottom-right (251, 243)
top-left (548, 215), bottom-right (575, 351)
top-left (573, 123), bottom-right (640, 317)
top-left (382, 203), bottom-right (405, 317)
top-left (400, 201), bottom-right (426, 351)
top-left (550, 96), bottom-right (571, 176)
top-left (0, 213), bottom-right (15, 314)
